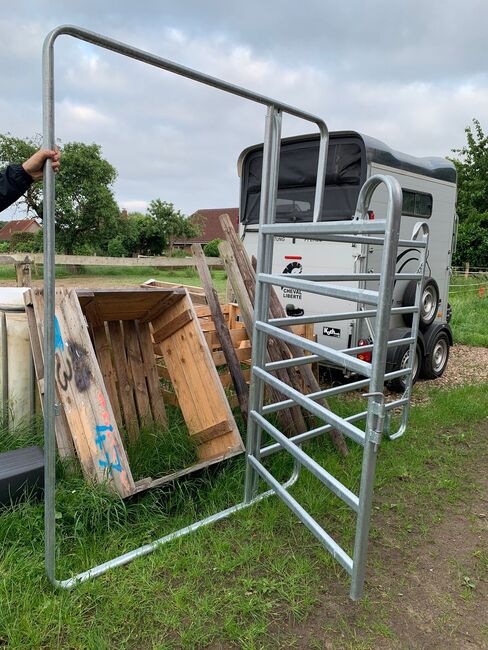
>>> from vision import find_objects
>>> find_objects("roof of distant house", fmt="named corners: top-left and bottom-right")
top-left (0, 219), bottom-right (41, 241)
top-left (175, 208), bottom-right (239, 244)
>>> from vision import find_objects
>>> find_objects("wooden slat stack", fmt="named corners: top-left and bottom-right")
top-left (25, 287), bottom-right (244, 498)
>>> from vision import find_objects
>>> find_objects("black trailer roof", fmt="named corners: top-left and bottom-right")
top-left (238, 131), bottom-right (456, 225)
top-left (238, 131), bottom-right (456, 184)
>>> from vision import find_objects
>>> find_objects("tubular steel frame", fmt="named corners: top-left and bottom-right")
top-left (42, 25), bottom-right (427, 599)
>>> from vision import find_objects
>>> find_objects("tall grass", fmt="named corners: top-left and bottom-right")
top-left (449, 273), bottom-right (488, 346)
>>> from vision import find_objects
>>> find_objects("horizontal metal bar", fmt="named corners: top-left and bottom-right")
top-left (385, 398), bottom-right (409, 411)
top-left (251, 410), bottom-right (359, 512)
top-left (256, 321), bottom-right (372, 376)
top-left (261, 220), bottom-right (388, 236)
top-left (316, 235), bottom-right (427, 248)
top-left (261, 367), bottom-right (411, 416)
top-left (289, 273), bottom-right (422, 282)
top-left (55, 483), bottom-right (281, 588)
top-left (265, 354), bottom-right (319, 371)
top-left (253, 366), bottom-right (366, 445)
top-left (260, 411), bottom-right (368, 457)
top-left (248, 455), bottom-right (354, 574)
top-left (259, 274), bottom-right (379, 306)
top-left (344, 337), bottom-right (415, 355)
top-left (269, 306), bottom-right (418, 327)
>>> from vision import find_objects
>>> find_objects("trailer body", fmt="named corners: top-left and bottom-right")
top-left (238, 131), bottom-right (457, 379)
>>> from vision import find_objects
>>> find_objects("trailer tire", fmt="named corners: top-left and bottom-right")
top-left (421, 330), bottom-right (450, 379)
top-left (402, 278), bottom-right (439, 330)
top-left (386, 340), bottom-right (422, 393)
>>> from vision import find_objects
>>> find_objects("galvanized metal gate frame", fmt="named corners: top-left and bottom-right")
top-left (42, 25), bottom-right (427, 599)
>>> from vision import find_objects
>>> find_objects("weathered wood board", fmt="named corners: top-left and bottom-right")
top-left (25, 288), bottom-right (135, 497)
top-left (152, 293), bottom-right (244, 461)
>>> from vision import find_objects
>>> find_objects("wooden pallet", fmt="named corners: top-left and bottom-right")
top-left (25, 288), bottom-right (244, 498)
top-left (158, 303), bottom-right (316, 409)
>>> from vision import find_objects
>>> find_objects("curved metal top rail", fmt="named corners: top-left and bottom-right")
top-left (43, 24), bottom-right (328, 131)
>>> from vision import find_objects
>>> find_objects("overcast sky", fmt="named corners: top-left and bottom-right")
top-left (2, 0), bottom-right (488, 220)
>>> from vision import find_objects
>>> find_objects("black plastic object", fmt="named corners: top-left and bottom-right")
top-left (0, 445), bottom-right (44, 506)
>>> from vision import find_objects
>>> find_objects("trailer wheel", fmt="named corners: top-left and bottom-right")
top-left (421, 330), bottom-right (450, 379)
top-left (387, 342), bottom-right (421, 393)
top-left (402, 278), bottom-right (439, 330)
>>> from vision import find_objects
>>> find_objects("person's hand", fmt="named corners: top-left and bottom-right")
top-left (22, 148), bottom-right (60, 182)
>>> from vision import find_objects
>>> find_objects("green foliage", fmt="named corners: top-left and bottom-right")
top-left (451, 119), bottom-right (488, 265)
top-left (147, 199), bottom-right (199, 255)
top-left (54, 142), bottom-right (120, 254)
top-left (203, 238), bottom-right (222, 257)
top-left (0, 242), bottom-right (9, 253)
top-left (0, 133), bottom-right (42, 217)
top-left (10, 231), bottom-right (41, 253)
top-left (107, 236), bottom-right (128, 257)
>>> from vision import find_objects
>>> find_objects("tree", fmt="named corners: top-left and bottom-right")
top-left (55, 142), bottom-right (120, 254)
top-left (0, 134), bottom-right (120, 254)
top-left (147, 199), bottom-right (199, 256)
top-left (450, 119), bottom-right (488, 266)
top-left (0, 133), bottom-right (43, 217)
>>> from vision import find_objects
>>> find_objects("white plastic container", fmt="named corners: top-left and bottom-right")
top-left (0, 288), bottom-right (36, 430)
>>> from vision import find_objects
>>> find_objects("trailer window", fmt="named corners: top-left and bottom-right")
top-left (402, 190), bottom-right (432, 218)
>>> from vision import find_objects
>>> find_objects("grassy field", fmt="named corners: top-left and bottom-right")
top-left (0, 268), bottom-right (487, 648)
top-left (449, 273), bottom-right (488, 346)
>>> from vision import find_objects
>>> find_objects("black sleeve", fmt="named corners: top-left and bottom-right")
top-left (0, 164), bottom-right (33, 213)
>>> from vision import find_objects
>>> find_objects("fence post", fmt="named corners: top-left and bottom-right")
top-left (464, 261), bottom-right (470, 278)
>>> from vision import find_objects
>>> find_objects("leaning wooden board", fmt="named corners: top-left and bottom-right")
top-left (25, 288), bottom-right (135, 498)
top-left (152, 292), bottom-right (244, 461)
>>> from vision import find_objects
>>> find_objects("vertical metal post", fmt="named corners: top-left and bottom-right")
top-left (244, 106), bottom-right (282, 502)
top-left (42, 33), bottom-right (57, 586)
top-left (349, 176), bottom-right (403, 600)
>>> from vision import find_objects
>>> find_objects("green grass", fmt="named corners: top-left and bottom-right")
top-left (449, 274), bottom-right (488, 346)
top-left (1, 382), bottom-right (488, 649)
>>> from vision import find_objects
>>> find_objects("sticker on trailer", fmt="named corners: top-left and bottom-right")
top-left (282, 256), bottom-right (303, 300)
top-left (323, 326), bottom-right (341, 337)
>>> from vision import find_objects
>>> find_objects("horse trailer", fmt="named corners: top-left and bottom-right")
top-left (238, 131), bottom-right (457, 389)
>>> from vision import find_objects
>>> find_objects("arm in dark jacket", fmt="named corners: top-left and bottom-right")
top-left (0, 164), bottom-right (33, 213)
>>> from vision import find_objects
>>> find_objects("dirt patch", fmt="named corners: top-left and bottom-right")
top-left (271, 422), bottom-right (488, 649)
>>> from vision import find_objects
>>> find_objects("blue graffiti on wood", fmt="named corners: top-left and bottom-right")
top-left (54, 316), bottom-right (64, 352)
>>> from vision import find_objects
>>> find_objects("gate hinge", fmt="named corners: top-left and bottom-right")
top-left (363, 391), bottom-right (386, 449)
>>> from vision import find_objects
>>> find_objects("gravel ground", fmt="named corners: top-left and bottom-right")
top-left (419, 343), bottom-right (488, 389)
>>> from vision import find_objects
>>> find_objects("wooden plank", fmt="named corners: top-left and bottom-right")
top-left (191, 419), bottom-right (233, 445)
top-left (24, 295), bottom-right (75, 460)
top-left (139, 292), bottom-right (183, 324)
top-left (136, 322), bottom-right (167, 427)
top-left (218, 240), bottom-right (300, 436)
top-left (62, 290), bottom-right (136, 496)
top-left (192, 243), bottom-right (249, 420)
top-left (123, 321), bottom-right (152, 426)
top-left (91, 324), bottom-right (123, 429)
top-left (155, 293), bottom-right (244, 461)
top-left (212, 347), bottom-right (251, 367)
top-left (152, 309), bottom-right (193, 344)
top-left (132, 447), bottom-right (242, 493)
top-left (12, 253), bottom-right (223, 269)
top-left (107, 321), bottom-right (139, 441)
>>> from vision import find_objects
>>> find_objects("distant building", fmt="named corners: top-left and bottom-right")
top-left (174, 208), bottom-right (239, 251)
top-left (0, 219), bottom-right (41, 242)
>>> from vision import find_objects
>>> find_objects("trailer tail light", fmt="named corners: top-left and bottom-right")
top-left (368, 210), bottom-right (375, 220)
top-left (357, 338), bottom-right (372, 363)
